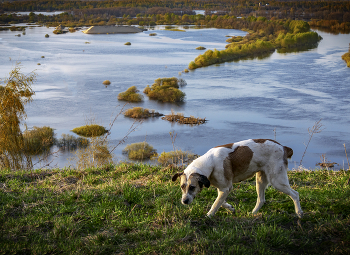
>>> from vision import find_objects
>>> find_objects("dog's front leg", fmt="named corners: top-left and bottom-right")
top-left (206, 188), bottom-right (230, 217)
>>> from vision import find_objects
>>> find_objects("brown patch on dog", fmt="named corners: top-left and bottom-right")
top-left (214, 143), bottom-right (234, 149)
top-left (223, 146), bottom-right (254, 181)
top-left (253, 139), bottom-right (281, 146)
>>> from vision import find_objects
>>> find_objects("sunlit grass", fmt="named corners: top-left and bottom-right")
top-left (0, 167), bottom-right (349, 254)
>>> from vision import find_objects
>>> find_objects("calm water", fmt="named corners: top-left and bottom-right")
top-left (1, 24), bottom-right (350, 169)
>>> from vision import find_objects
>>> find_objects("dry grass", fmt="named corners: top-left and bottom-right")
top-left (161, 110), bottom-right (207, 125)
top-left (124, 107), bottom-right (163, 119)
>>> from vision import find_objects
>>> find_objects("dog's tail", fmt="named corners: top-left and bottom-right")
top-left (283, 146), bottom-right (293, 165)
top-left (284, 146), bottom-right (293, 159)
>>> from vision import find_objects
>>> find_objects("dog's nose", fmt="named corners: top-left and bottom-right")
top-left (183, 198), bottom-right (189, 204)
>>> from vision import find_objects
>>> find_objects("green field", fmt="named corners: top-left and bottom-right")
top-left (1, 164), bottom-right (350, 254)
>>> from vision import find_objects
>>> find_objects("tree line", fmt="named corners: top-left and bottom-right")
top-left (1, 0), bottom-right (350, 22)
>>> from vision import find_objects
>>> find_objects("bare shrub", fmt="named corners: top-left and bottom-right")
top-left (0, 63), bottom-right (36, 170)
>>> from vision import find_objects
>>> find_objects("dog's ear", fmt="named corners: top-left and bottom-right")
top-left (199, 174), bottom-right (210, 188)
top-left (172, 172), bottom-right (183, 182)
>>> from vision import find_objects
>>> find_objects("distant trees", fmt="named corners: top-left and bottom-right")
top-left (189, 18), bottom-right (323, 70)
top-left (0, 64), bottom-right (36, 170)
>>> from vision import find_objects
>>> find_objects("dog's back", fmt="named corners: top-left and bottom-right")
top-left (209, 139), bottom-right (293, 184)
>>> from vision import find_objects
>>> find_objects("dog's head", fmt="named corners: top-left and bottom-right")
top-left (172, 172), bottom-right (210, 205)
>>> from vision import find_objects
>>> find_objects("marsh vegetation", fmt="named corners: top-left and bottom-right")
top-left (143, 77), bottom-right (186, 103)
top-left (23, 126), bottom-right (55, 155)
top-left (72, 124), bottom-right (108, 137)
top-left (124, 107), bottom-right (163, 119)
top-left (342, 48), bottom-right (350, 67)
top-left (189, 20), bottom-right (322, 70)
top-left (161, 111), bottom-right (207, 126)
top-left (118, 86), bottom-right (143, 102)
top-left (102, 80), bottom-right (111, 85)
top-left (122, 142), bottom-right (157, 160)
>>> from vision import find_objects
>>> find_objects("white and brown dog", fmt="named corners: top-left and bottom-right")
top-left (172, 139), bottom-right (303, 218)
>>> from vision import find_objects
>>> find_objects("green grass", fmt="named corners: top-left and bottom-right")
top-left (0, 166), bottom-right (349, 254)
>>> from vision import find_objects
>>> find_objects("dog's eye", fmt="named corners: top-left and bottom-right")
top-left (181, 184), bottom-right (186, 190)
top-left (189, 185), bottom-right (196, 191)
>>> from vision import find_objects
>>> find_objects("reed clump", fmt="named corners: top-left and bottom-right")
top-left (122, 142), bottom-right (157, 160)
top-left (72, 124), bottom-right (108, 137)
top-left (56, 134), bottom-right (89, 151)
top-left (118, 86), bottom-right (143, 102)
top-left (157, 150), bottom-right (197, 166)
top-left (342, 51), bottom-right (350, 67)
top-left (124, 107), bottom-right (163, 119)
top-left (161, 110), bottom-right (206, 125)
top-left (102, 80), bottom-right (111, 85)
top-left (52, 29), bottom-right (63, 34)
top-left (143, 77), bottom-right (186, 103)
top-left (23, 126), bottom-right (55, 155)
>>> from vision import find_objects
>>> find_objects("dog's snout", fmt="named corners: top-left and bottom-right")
top-left (183, 198), bottom-right (189, 204)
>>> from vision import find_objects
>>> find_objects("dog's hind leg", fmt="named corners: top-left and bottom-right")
top-left (252, 171), bottom-right (269, 215)
top-left (270, 169), bottom-right (303, 218)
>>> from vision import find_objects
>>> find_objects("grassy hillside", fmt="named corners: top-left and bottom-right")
top-left (1, 164), bottom-right (350, 254)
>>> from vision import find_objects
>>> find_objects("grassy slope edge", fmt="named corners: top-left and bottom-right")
top-left (0, 165), bottom-right (349, 254)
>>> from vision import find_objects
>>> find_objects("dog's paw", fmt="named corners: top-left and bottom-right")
top-left (225, 206), bottom-right (235, 213)
top-left (297, 211), bottom-right (304, 218)
top-left (206, 211), bottom-right (215, 217)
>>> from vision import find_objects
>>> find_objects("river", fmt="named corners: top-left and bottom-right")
top-left (0, 24), bottom-right (349, 169)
